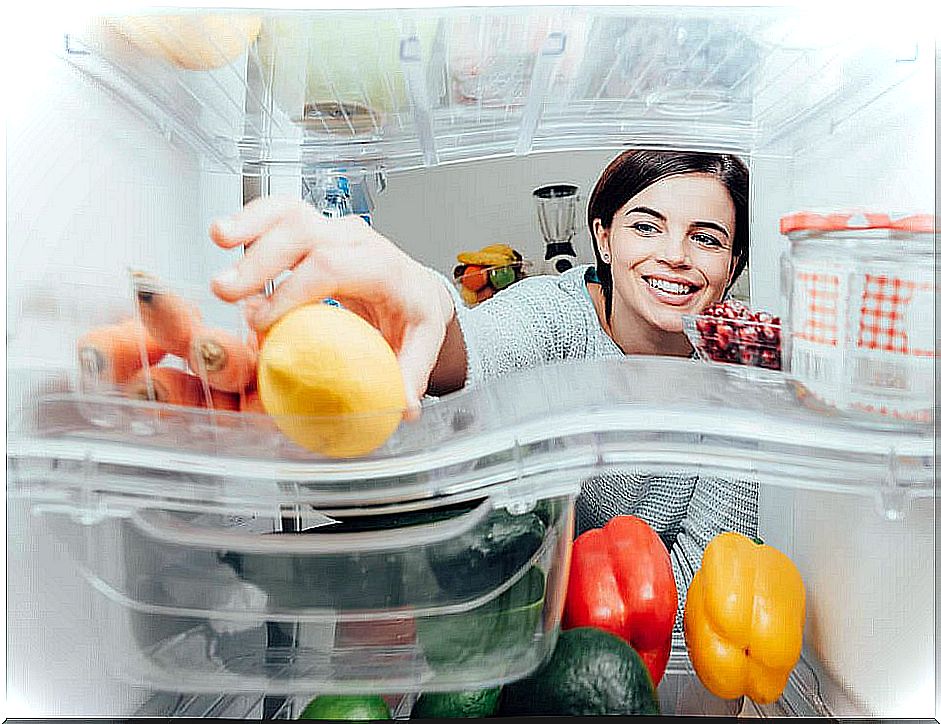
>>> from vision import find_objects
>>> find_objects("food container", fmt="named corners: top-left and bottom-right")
top-left (780, 212), bottom-right (935, 425)
top-left (255, 12), bottom-right (439, 134)
top-left (453, 260), bottom-right (531, 307)
top-left (683, 308), bottom-right (784, 371)
top-left (34, 492), bottom-right (574, 694)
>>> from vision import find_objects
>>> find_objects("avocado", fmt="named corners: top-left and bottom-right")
top-left (498, 627), bottom-right (660, 716)
top-left (411, 687), bottom-right (502, 719)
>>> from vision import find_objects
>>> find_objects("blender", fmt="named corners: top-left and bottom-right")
top-left (533, 183), bottom-right (580, 275)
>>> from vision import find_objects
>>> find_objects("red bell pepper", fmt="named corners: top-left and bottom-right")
top-left (562, 515), bottom-right (678, 685)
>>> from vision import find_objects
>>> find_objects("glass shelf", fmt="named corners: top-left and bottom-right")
top-left (60, 7), bottom-right (927, 175)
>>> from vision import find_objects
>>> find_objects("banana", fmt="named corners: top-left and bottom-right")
top-left (457, 250), bottom-right (515, 267)
top-left (457, 244), bottom-right (522, 267)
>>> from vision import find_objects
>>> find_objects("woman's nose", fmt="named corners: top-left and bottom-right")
top-left (658, 233), bottom-right (690, 266)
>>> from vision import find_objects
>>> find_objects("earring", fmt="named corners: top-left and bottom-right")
top-left (601, 252), bottom-right (610, 263)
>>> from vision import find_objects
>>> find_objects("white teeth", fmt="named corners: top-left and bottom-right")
top-left (646, 277), bottom-right (693, 295)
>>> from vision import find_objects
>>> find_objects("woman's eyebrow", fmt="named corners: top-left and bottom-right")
top-left (691, 220), bottom-right (731, 238)
top-left (625, 206), bottom-right (731, 239)
top-left (625, 206), bottom-right (666, 221)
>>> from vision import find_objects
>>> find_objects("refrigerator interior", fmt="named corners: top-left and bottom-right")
top-left (5, 5), bottom-right (936, 719)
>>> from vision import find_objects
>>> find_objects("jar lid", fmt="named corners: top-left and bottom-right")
top-left (780, 211), bottom-right (936, 235)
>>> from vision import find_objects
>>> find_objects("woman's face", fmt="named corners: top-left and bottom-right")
top-left (593, 173), bottom-right (737, 335)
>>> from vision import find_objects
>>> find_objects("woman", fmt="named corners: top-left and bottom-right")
top-left (209, 149), bottom-right (758, 621)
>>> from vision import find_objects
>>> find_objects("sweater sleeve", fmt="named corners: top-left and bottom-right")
top-left (669, 474), bottom-right (759, 628)
top-left (440, 272), bottom-right (594, 388)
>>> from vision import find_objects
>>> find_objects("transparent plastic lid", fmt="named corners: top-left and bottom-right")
top-left (7, 271), bottom-right (933, 515)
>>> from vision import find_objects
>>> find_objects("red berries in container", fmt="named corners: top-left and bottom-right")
top-left (683, 300), bottom-right (783, 371)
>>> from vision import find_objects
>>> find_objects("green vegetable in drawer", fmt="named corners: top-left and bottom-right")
top-left (219, 501), bottom-right (480, 610)
top-left (411, 686), bottom-right (502, 718)
top-left (298, 694), bottom-right (391, 720)
top-left (416, 566), bottom-right (545, 669)
top-left (427, 507), bottom-right (547, 599)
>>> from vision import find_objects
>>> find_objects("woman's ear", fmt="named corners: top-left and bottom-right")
top-left (593, 219), bottom-right (610, 261)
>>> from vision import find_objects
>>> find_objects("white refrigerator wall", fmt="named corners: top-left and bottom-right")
top-left (5, 30), bottom-right (240, 717)
top-left (747, 41), bottom-right (936, 718)
top-left (371, 150), bottom-right (616, 274)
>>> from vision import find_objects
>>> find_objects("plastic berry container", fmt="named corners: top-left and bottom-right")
top-left (683, 302), bottom-right (786, 371)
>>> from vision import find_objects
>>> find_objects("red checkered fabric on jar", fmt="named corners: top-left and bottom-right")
top-left (857, 274), bottom-right (933, 356)
top-left (795, 271), bottom-right (841, 346)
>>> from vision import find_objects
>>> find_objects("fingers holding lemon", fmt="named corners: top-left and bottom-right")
top-left (257, 303), bottom-right (407, 458)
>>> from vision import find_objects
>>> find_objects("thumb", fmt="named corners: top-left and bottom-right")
top-left (396, 322), bottom-right (446, 421)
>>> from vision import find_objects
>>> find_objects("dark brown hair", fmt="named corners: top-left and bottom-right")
top-left (587, 149), bottom-right (749, 321)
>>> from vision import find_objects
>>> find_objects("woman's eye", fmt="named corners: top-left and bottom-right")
top-left (632, 222), bottom-right (660, 234)
top-left (692, 233), bottom-right (724, 248)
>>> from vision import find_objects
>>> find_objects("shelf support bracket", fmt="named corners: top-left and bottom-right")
top-left (876, 447), bottom-right (912, 521)
top-left (514, 31), bottom-right (566, 156)
top-left (400, 35), bottom-right (438, 167)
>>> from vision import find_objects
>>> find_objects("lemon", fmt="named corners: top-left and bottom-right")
top-left (258, 304), bottom-right (406, 458)
top-left (110, 14), bottom-right (262, 70)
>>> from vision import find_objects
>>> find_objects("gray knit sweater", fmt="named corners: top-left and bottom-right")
top-left (448, 265), bottom-right (759, 626)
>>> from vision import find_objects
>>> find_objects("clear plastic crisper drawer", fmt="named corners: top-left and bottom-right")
top-left (39, 494), bottom-right (574, 694)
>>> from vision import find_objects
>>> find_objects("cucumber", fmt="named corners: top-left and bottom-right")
top-left (417, 566), bottom-right (545, 669)
top-left (428, 508), bottom-right (547, 599)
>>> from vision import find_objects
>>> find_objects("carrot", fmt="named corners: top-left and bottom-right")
top-left (124, 366), bottom-right (205, 408)
top-left (77, 318), bottom-right (166, 387)
top-left (187, 326), bottom-right (258, 393)
top-left (132, 271), bottom-right (201, 358)
top-left (239, 388), bottom-right (266, 414)
top-left (207, 389), bottom-right (241, 412)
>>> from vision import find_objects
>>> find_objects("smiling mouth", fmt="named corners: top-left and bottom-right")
top-left (643, 276), bottom-right (701, 296)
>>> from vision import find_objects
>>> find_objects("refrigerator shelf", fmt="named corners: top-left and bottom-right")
top-left (131, 637), bottom-right (851, 717)
top-left (8, 356), bottom-right (933, 517)
top-left (60, 7), bottom-right (926, 174)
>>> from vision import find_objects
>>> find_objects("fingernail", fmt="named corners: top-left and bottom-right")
top-left (213, 268), bottom-right (239, 288)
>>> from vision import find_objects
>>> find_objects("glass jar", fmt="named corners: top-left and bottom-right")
top-left (780, 212), bottom-right (935, 425)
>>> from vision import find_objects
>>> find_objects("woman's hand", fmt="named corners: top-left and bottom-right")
top-left (209, 195), bottom-right (456, 413)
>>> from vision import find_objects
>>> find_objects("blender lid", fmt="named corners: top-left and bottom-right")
top-left (533, 183), bottom-right (578, 199)
top-left (780, 211), bottom-right (936, 235)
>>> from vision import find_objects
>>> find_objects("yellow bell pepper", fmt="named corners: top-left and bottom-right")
top-left (684, 532), bottom-right (806, 704)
